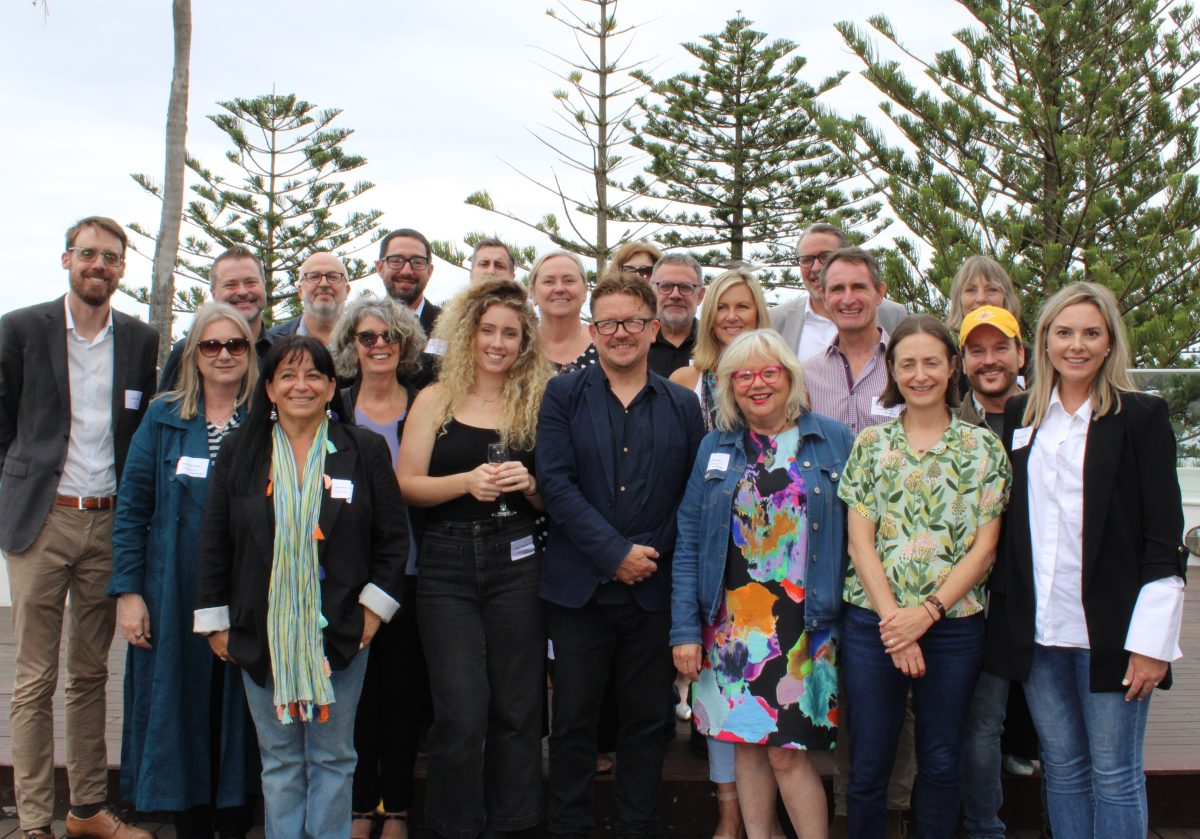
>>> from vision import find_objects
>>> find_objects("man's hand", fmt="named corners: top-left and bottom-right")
top-left (614, 544), bottom-right (659, 585)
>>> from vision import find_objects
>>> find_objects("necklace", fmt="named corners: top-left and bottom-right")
top-left (902, 414), bottom-right (949, 455)
top-left (471, 391), bottom-right (501, 405)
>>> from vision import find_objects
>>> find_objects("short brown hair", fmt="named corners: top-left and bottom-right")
top-left (610, 240), bottom-right (663, 269)
top-left (589, 273), bottom-right (656, 317)
top-left (820, 246), bottom-right (882, 290)
top-left (211, 244), bottom-right (265, 286)
top-left (65, 216), bottom-right (127, 255)
top-left (879, 314), bottom-right (962, 409)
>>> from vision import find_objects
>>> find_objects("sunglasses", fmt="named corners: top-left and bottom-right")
top-left (356, 330), bottom-right (399, 348)
top-left (197, 338), bottom-right (251, 358)
top-left (621, 264), bottom-right (654, 279)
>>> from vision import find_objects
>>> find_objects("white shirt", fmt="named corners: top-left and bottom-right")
top-left (1024, 388), bottom-right (1184, 660)
top-left (796, 297), bottom-right (838, 363)
top-left (58, 297), bottom-right (117, 498)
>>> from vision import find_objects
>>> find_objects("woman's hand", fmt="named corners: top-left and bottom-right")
top-left (360, 607), bottom-right (383, 650)
top-left (208, 630), bottom-right (234, 663)
top-left (1123, 652), bottom-right (1169, 701)
top-left (890, 641), bottom-right (926, 678)
top-left (492, 460), bottom-right (535, 496)
top-left (879, 606), bottom-right (935, 653)
top-left (117, 593), bottom-right (152, 649)
top-left (673, 643), bottom-right (702, 682)
top-left (463, 464), bottom-right (501, 502)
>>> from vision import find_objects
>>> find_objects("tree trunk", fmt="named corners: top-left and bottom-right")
top-left (148, 0), bottom-right (191, 368)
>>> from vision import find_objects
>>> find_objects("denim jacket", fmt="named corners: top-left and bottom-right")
top-left (669, 410), bottom-right (854, 647)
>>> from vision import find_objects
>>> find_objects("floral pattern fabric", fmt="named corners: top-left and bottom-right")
top-left (692, 426), bottom-right (839, 750)
top-left (837, 415), bottom-right (1011, 617)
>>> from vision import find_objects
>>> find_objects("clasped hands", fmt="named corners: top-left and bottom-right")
top-left (464, 461), bottom-right (534, 502)
top-left (879, 605), bottom-right (936, 678)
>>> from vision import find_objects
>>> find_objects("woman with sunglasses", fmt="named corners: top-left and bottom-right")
top-left (673, 329), bottom-right (853, 839)
top-left (330, 298), bottom-right (428, 839)
top-left (109, 303), bottom-right (260, 839)
top-left (610, 240), bottom-right (663, 281)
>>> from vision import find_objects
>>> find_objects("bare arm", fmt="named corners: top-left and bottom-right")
top-left (396, 385), bottom-right (499, 507)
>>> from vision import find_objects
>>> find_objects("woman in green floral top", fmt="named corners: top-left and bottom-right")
top-left (837, 315), bottom-right (1011, 839)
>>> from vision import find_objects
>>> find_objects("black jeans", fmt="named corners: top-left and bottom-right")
top-left (352, 574), bottom-right (431, 814)
top-left (418, 516), bottom-right (545, 839)
top-left (546, 600), bottom-right (673, 839)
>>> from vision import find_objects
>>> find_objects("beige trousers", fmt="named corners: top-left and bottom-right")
top-left (5, 506), bottom-right (116, 830)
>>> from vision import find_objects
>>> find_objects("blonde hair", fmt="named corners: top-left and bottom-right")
top-left (693, 269), bottom-right (771, 373)
top-left (945, 256), bottom-right (1022, 331)
top-left (610, 240), bottom-right (663, 269)
top-left (526, 249), bottom-right (587, 289)
top-left (433, 278), bottom-right (552, 451)
top-left (162, 302), bottom-right (257, 420)
top-left (713, 330), bottom-right (809, 433)
top-left (1022, 282), bottom-right (1134, 427)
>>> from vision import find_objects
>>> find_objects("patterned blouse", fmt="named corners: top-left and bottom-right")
top-left (837, 415), bottom-right (1011, 618)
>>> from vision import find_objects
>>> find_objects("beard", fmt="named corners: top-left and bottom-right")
top-left (70, 268), bottom-right (117, 307)
top-left (969, 366), bottom-right (1018, 398)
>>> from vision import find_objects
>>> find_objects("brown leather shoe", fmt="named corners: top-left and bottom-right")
top-left (65, 806), bottom-right (155, 839)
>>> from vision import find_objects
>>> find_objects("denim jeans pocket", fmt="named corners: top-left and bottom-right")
top-left (420, 533), bottom-right (466, 577)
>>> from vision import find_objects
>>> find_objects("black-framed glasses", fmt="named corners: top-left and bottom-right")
top-left (197, 338), bottom-right (251, 358)
top-left (301, 271), bottom-right (346, 285)
top-left (593, 317), bottom-right (654, 336)
top-left (621, 264), bottom-right (654, 279)
top-left (798, 251), bottom-right (835, 268)
top-left (355, 330), bottom-right (399, 348)
top-left (731, 365), bottom-right (785, 389)
top-left (382, 255), bottom-right (430, 271)
top-left (67, 246), bottom-right (123, 267)
top-left (652, 280), bottom-right (699, 297)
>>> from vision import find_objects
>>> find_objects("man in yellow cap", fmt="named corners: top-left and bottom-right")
top-left (958, 305), bottom-right (1025, 435)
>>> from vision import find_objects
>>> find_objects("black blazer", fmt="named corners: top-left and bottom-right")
top-left (985, 391), bottom-right (1189, 692)
top-left (197, 421), bottom-right (410, 686)
top-left (0, 296), bottom-right (158, 553)
top-left (417, 300), bottom-right (442, 335)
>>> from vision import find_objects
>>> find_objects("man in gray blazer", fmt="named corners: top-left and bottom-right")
top-left (771, 223), bottom-right (906, 361)
top-left (0, 217), bottom-right (157, 839)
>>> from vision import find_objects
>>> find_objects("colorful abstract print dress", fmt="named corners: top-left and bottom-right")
top-left (692, 426), bottom-right (838, 750)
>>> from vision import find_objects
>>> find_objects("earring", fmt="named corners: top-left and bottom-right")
top-left (269, 404), bottom-right (278, 422)
top-left (326, 404), bottom-right (333, 420)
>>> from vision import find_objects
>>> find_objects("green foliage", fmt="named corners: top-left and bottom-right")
top-left (820, 0), bottom-right (1200, 364)
top-left (130, 93), bottom-right (384, 324)
top-left (622, 16), bottom-right (882, 290)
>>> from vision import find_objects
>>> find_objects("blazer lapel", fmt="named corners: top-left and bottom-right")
top-left (110, 311), bottom-right (134, 436)
top-left (583, 369), bottom-right (616, 497)
top-left (45, 299), bottom-right (69, 413)
top-left (317, 426), bottom-right (358, 551)
top-left (250, 471), bottom-right (275, 562)
top-left (1081, 410), bottom-right (1123, 581)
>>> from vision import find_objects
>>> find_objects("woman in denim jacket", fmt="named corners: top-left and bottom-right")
top-left (672, 329), bottom-right (853, 839)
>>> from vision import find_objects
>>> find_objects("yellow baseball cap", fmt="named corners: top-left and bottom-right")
top-left (959, 305), bottom-right (1021, 347)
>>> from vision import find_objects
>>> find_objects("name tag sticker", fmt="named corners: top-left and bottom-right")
top-left (330, 478), bottom-right (354, 503)
top-left (706, 453), bottom-right (731, 472)
top-left (871, 397), bottom-right (902, 419)
top-left (1011, 426), bottom-right (1033, 451)
top-left (511, 535), bottom-right (536, 561)
top-left (426, 338), bottom-right (448, 356)
top-left (175, 456), bottom-right (209, 479)
top-left (124, 390), bottom-right (143, 410)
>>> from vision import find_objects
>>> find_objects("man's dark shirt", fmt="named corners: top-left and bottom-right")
top-left (959, 390), bottom-right (1011, 437)
top-left (647, 319), bottom-right (698, 378)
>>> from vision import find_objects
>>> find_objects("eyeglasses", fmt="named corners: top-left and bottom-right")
top-left (621, 264), bottom-right (654, 279)
top-left (197, 338), bottom-right (251, 358)
top-left (355, 330), bottom-right (399, 348)
top-left (592, 317), bottom-right (654, 336)
top-left (382, 255), bottom-right (430, 271)
top-left (798, 251), bottom-right (835, 268)
top-left (731, 365), bottom-right (785, 389)
top-left (653, 281), bottom-right (699, 297)
top-left (301, 271), bottom-right (346, 285)
top-left (67, 247), bottom-right (123, 267)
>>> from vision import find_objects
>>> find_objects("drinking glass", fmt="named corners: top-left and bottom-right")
top-left (488, 442), bottom-right (516, 518)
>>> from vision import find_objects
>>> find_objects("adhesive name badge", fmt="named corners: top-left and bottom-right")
top-left (124, 390), bottom-right (143, 410)
top-left (330, 478), bottom-right (354, 503)
top-left (175, 456), bottom-right (209, 479)
top-left (426, 338), bottom-right (448, 356)
top-left (511, 535), bottom-right (536, 561)
top-left (706, 452), bottom-right (731, 472)
top-left (1011, 426), bottom-right (1033, 451)
top-left (870, 397), bottom-right (902, 419)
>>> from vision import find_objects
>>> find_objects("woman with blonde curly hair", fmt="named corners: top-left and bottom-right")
top-left (396, 278), bottom-right (552, 839)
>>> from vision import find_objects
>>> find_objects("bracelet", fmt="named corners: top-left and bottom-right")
top-left (924, 594), bottom-right (946, 620)
top-left (921, 600), bottom-right (939, 622)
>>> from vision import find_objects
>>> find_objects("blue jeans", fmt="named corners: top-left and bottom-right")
top-left (708, 737), bottom-right (736, 784)
top-left (242, 649), bottom-right (368, 839)
top-left (959, 669), bottom-right (1009, 838)
top-left (842, 604), bottom-right (984, 839)
top-left (1023, 645), bottom-right (1150, 839)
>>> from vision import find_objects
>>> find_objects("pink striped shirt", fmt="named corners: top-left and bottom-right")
top-left (802, 329), bottom-right (895, 435)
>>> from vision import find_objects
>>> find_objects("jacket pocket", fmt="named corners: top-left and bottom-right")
top-left (2, 457), bottom-right (28, 478)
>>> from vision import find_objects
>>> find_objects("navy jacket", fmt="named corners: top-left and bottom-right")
top-left (536, 362), bottom-right (705, 611)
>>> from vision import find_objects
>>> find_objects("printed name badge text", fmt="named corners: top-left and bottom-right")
top-left (511, 535), bottom-right (536, 561)
top-left (175, 456), bottom-right (209, 479)
top-left (1011, 427), bottom-right (1033, 450)
top-left (706, 452), bottom-right (731, 472)
top-left (331, 478), bottom-right (354, 503)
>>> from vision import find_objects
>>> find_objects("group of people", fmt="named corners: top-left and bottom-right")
top-left (0, 215), bottom-right (1187, 839)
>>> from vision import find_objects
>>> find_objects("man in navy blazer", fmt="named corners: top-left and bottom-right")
top-left (0, 217), bottom-right (157, 839)
top-left (537, 273), bottom-right (704, 839)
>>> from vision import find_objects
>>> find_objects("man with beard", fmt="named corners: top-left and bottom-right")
top-left (157, 244), bottom-right (275, 389)
top-left (0, 217), bottom-right (158, 839)
top-left (377, 228), bottom-right (441, 334)
top-left (270, 251), bottom-right (350, 347)
top-left (957, 305), bottom-right (1025, 435)
top-left (646, 252), bottom-right (705, 378)
top-left (468, 237), bottom-right (517, 284)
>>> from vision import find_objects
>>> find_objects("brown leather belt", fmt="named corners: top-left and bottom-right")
top-left (55, 494), bottom-right (115, 511)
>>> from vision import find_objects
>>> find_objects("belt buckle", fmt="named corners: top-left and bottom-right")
top-left (76, 496), bottom-right (87, 510)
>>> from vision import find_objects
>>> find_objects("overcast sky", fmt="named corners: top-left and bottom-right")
top-left (0, 0), bottom-right (973, 330)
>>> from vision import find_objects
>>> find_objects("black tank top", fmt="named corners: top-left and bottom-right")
top-left (426, 419), bottom-right (537, 522)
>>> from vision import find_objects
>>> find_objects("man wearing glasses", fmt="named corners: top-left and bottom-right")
top-left (270, 251), bottom-right (351, 348)
top-left (377, 228), bottom-right (441, 335)
top-left (0, 217), bottom-right (158, 839)
top-left (645, 252), bottom-right (706, 378)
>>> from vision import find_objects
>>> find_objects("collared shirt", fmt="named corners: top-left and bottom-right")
top-left (802, 329), bottom-right (895, 435)
top-left (59, 297), bottom-right (117, 497)
top-left (796, 298), bottom-right (837, 362)
top-left (647, 319), bottom-right (698, 378)
top-left (959, 391), bottom-right (1006, 437)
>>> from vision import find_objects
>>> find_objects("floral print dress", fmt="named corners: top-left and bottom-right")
top-left (691, 426), bottom-right (839, 750)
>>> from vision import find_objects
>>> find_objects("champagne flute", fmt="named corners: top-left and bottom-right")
top-left (488, 442), bottom-right (516, 518)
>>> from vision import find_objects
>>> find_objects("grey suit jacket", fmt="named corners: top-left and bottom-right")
top-left (770, 293), bottom-right (908, 352)
top-left (0, 296), bottom-right (159, 553)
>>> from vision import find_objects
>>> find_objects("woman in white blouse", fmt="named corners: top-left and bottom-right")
top-left (985, 282), bottom-right (1188, 839)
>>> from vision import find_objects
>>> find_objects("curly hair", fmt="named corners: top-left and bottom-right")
top-left (432, 278), bottom-right (552, 451)
top-left (331, 295), bottom-right (426, 380)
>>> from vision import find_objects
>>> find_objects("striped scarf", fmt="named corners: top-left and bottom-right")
top-left (267, 419), bottom-right (334, 724)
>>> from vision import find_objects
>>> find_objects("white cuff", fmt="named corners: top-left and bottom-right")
top-left (1124, 576), bottom-right (1185, 662)
top-left (193, 605), bottom-right (230, 634)
top-left (359, 583), bottom-right (400, 623)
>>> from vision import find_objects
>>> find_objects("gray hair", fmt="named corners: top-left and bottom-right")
top-left (471, 237), bottom-right (518, 272)
top-left (798, 223), bottom-right (849, 249)
top-left (331, 295), bottom-right (427, 380)
top-left (652, 252), bottom-right (704, 285)
top-left (713, 330), bottom-right (809, 432)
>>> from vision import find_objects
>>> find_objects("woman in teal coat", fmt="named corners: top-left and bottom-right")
top-left (109, 303), bottom-right (260, 839)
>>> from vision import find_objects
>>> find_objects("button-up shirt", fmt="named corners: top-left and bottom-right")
top-left (58, 297), bottom-right (117, 497)
top-left (802, 329), bottom-right (894, 435)
top-left (796, 298), bottom-right (837, 362)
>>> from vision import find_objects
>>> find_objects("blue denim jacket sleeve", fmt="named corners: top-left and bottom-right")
top-left (670, 430), bottom-right (719, 647)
